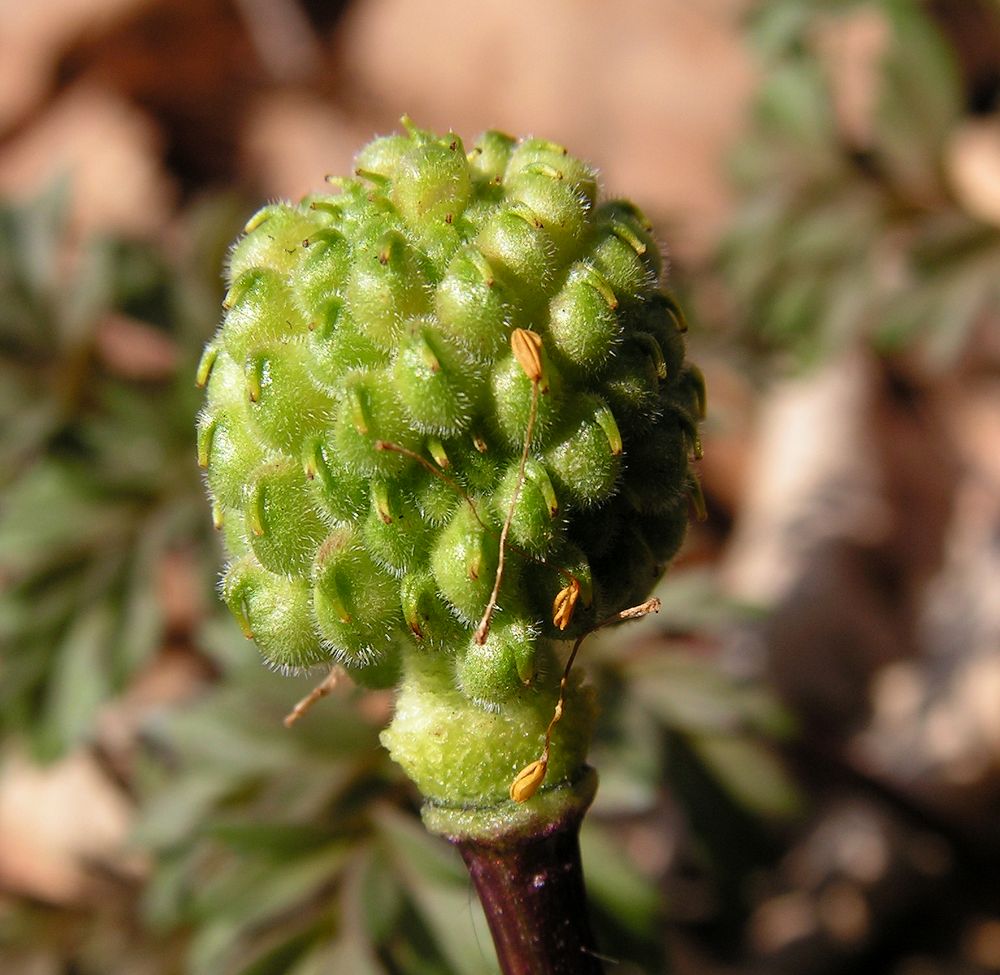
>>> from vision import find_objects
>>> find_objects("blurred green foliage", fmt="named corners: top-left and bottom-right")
top-left (0, 183), bottom-right (232, 760)
top-left (722, 0), bottom-right (1000, 369)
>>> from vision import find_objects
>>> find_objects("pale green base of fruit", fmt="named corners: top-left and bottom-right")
top-left (421, 766), bottom-right (598, 843)
top-left (380, 647), bottom-right (596, 815)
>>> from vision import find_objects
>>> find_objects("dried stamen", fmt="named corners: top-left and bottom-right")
top-left (476, 331), bottom-right (544, 644)
top-left (552, 579), bottom-right (581, 631)
top-left (510, 597), bottom-right (661, 802)
top-left (283, 667), bottom-right (344, 727)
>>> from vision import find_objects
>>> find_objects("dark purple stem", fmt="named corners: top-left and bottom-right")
top-left (450, 807), bottom-right (604, 975)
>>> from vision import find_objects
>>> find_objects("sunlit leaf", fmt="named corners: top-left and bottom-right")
top-left (40, 604), bottom-right (114, 755)
top-left (376, 807), bottom-right (498, 975)
top-left (580, 822), bottom-right (661, 940)
top-left (687, 734), bottom-right (803, 819)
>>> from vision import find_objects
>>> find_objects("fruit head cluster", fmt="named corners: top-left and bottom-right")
top-left (197, 120), bottom-right (704, 710)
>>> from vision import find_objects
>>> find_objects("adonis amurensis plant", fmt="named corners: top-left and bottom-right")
top-left (197, 119), bottom-right (703, 972)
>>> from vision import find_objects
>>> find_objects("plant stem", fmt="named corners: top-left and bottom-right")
top-left (441, 773), bottom-right (604, 975)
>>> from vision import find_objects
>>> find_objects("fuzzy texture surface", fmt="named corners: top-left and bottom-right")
top-left (197, 121), bottom-right (703, 805)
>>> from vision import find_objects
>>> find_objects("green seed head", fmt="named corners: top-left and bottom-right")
top-left (198, 120), bottom-right (704, 757)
